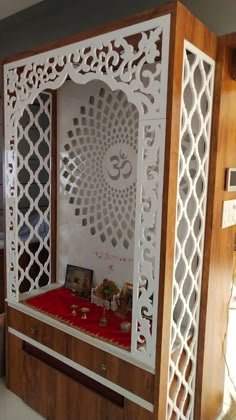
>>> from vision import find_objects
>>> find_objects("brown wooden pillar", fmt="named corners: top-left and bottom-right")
top-left (195, 34), bottom-right (236, 420)
top-left (154, 3), bottom-right (217, 419)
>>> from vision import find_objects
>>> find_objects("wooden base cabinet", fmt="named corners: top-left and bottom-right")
top-left (7, 307), bottom-right (153, 420)
top-left (8, 333), bottom-right (126, 420)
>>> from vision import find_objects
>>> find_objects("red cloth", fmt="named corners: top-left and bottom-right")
top-left (23, 287), bottom-right (132, 350)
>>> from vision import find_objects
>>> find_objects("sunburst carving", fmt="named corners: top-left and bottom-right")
top-left (60, 85), bottom-right (139, 250)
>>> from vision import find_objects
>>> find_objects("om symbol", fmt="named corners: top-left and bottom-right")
top-left (107, 150), bottom-right (132, 181)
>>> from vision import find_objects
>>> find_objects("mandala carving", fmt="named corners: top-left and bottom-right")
top-left (60, 86), bottom-right (138, 250)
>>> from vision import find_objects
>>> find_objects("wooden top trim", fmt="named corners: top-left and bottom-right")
top-left (219, 32), bottom-right (236, 47)
top-left (176, 1), bottom-right (217, 59)
top-left (2, 1), bottom-right (177, 66)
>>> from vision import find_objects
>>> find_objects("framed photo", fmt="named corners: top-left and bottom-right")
top-left (64, 264), bottom-right (93, 300)
top-left (122, 282), bottom-right (133, 311)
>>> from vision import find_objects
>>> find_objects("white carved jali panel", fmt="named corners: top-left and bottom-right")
top-left (17, 93), bottom-right (51, 296)
top-left (167, 42), bottom-right (215, 418)
top-left (4, 14), bottom-right (170, 369)
top-left (132, 120), bottom-right (166, 366)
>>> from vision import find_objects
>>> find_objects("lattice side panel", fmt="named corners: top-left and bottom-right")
top-left (167, 41), bottom-right (215, 419)
top-left (16, 92), bottom-right (52, 293)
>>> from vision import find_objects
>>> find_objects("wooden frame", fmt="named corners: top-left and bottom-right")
top-left (225, 168), bottom-right (236, 192)
top-left (195, 32), bottom-right (236, 419)
top-left (122, 282), bottom-right (133, 311)
top-left (154, 3), bottom-right (217, 419)
top-left (0, 249), bottom-right (4, 314)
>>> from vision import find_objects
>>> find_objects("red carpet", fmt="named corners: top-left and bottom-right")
top-left (24, 287), bottom-right (132, 350)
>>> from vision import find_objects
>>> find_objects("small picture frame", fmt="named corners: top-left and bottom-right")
top-left (122, 282), bottom-right (133, 311)
top-left (226, 168), bottom-right (236, 192)
top-left (64, 264), bottom-right (93, 300)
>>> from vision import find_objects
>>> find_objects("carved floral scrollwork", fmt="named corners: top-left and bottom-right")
top-left (132, 120), bottom-right (166, 365)
top-left (5, 18), bottom-right (169, 122)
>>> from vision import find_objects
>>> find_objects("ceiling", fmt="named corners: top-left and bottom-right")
top-left (0, 0), bottom-right (43, 20)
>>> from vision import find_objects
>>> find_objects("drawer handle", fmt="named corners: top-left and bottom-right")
top-left (30, 327), bottom-right (38, 335)
top-left (101, 363), bottom-right (107, 372)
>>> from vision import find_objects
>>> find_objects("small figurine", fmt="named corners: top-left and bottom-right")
top-left (80, 307), bottom-right (90, 320)
top-left (115, 295), bottom-right (129, 318)
top-left (71, 304), bottom-right (78, 316)
top-left (120, 321), bottom-right (131, 332)
top-left (99, 305), bottom-right (108, 327)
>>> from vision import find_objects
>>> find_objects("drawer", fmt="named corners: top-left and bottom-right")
top-left (8, 307), bottom-right (67, 357)
top-left (8, 307), bottom-right (107, 380)
top-left (68, 333), bottom-right (154, 403)
top-left (106, 352), bottom-right (154, 403)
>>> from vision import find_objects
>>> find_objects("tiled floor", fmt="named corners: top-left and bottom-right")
top-left (0, 377), bottom-right (45, 420)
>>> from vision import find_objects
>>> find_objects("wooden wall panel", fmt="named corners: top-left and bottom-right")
top-left (154, 2), bottom-right (217, 419)
top-left (0, 249), bottom-right (4, 313)
top-left (195, 35), bottom-right (236, 420)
